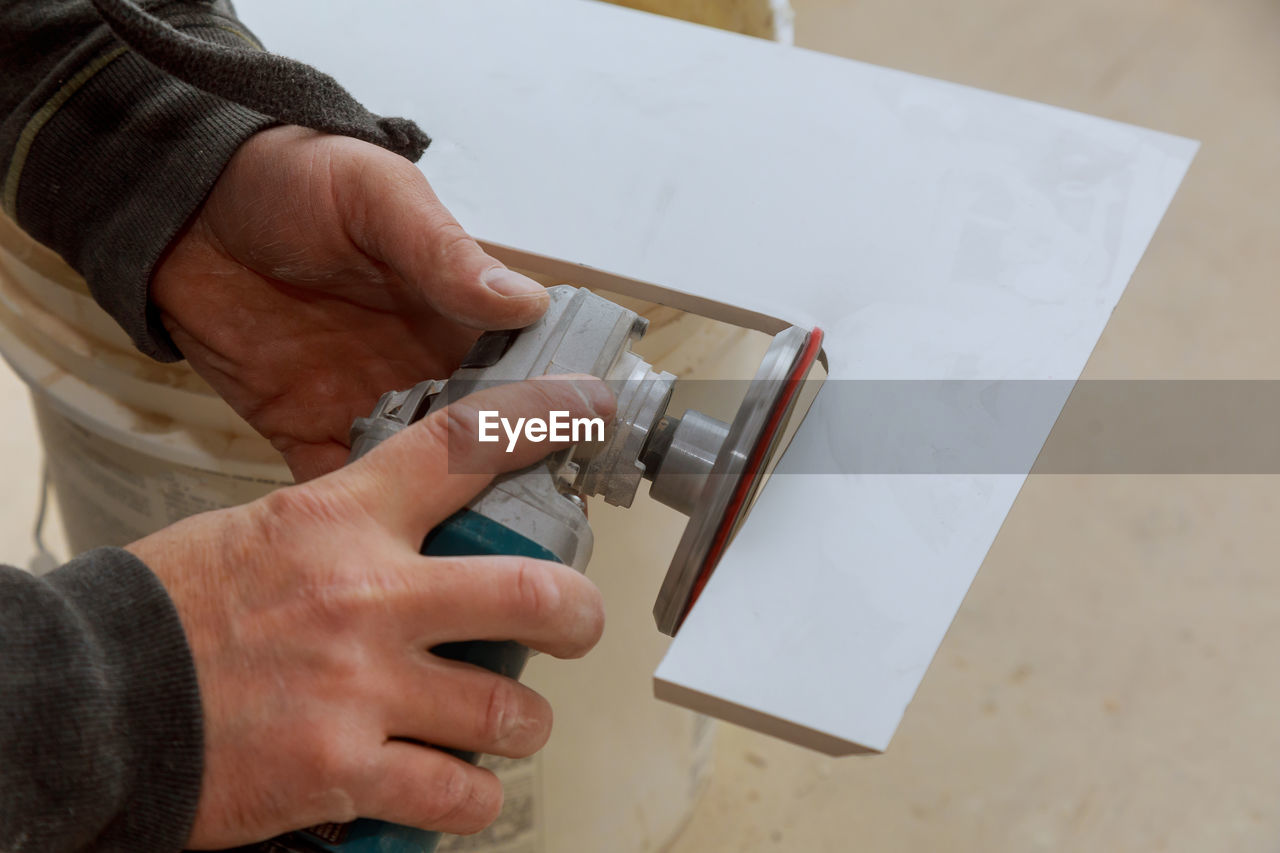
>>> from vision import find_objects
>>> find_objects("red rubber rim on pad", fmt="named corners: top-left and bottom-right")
top-left (675, 326), bottom-right (825, 632)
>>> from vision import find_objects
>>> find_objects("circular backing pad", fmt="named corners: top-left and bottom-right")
top-left (652, 326), bottom-right (824, 635)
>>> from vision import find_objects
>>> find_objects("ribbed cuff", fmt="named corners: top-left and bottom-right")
top-left (44, 547), bottom-right (205, 851)
top-left (8, 17), bottom-right (275, 361)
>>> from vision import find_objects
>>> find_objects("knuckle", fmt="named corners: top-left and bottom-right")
top-left (418, 404), bottom-right (483, 473)
top-left (433, 221), bottom-right (480, 269)
top-left (304, 733), bottom-right (353, 788)
top-left (479, 678), bottom-right (522, 746)
top-left (511, 560), bottom-right (561, 622)
top-left (463, 769), bottom-right (504, 833)
top-left (258, 484), bottom-right (335, 530)
top-left (505, 378), bottom-right (566, 420)
top-left (425, 761), bottom-right (470, 825)
top-left (425, 762), bottom-right (499, 831)
top-left (245, 486), bottom-right (344, 568)
top-left (532, 378), bottom-right (576, 413)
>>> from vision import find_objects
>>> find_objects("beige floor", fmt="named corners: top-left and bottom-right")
top-left (668, 1), bottom-right (1280, 851)
top-left (1, 2), bottom-right (1277, 851)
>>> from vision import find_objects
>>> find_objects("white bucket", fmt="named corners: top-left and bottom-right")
top-left (0, 214), bottom-right (718, 853)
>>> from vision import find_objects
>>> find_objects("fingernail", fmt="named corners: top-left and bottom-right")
top-left (483, 267), bottom-right (545, 298)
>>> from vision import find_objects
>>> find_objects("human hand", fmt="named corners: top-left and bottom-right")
top-left (152, 125), bottom-right (550, 482)
top-left (127, 376), bottom-right (615, 849)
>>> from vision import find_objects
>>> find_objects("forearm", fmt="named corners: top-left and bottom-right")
top-left (0, 549), bottom-right (202, 852)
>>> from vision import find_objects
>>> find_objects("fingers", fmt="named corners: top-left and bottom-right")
top-left (360, 742), bottom-right (503, 835)
top-left (385, 656), bottom-right (553, 758)
top-left (395, 554), bottom-right (606, 659)
top-left (348, 375), bottom-right (616, 543)
top-left (335, 143), bottom-right (548, 329)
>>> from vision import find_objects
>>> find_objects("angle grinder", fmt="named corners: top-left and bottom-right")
top-left (252, 285), bottom-right (822, 853)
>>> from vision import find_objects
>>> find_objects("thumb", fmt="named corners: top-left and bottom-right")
top-left (341, 374), bottom-right (616, 544)
top-left (338, 143), bottom-right (549, 329)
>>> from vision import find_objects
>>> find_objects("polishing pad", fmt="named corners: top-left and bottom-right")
top-left (653, 326), bottom-right (824, 635)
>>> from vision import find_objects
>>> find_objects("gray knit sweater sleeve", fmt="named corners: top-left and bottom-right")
top-left (0, 0), bottom-right (430, 361)
top-left (0, 0), bottom-right (277, 361)
top-left (0, 549), bottom-right (202, 851)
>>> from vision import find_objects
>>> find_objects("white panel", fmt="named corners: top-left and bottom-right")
top-left (239, 0), bottom-right (1196, 752)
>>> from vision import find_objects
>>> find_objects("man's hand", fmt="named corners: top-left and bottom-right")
top-left (153, 125), bottom-right (549, 481)
top-left (128, 376), bottom-right (615, 849)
